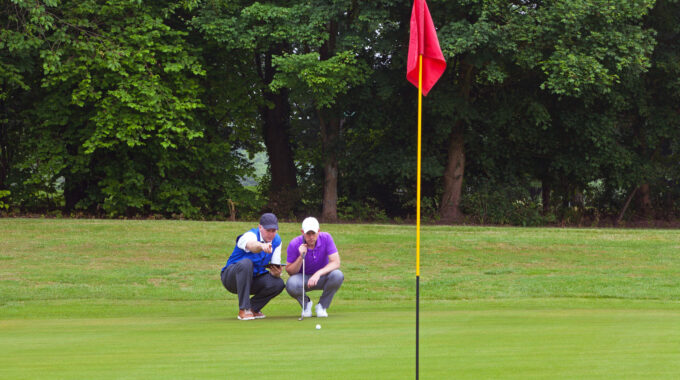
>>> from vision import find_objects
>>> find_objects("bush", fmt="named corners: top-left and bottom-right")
top-left (337, 197), bottom-right (389, 222)
top-left (0, 190), bottom-right (10, 211)
top-left (460, 180), bottom-right (553, 226)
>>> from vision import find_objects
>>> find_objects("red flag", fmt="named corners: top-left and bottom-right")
top-left (406, 0), bottom-right (446, 96)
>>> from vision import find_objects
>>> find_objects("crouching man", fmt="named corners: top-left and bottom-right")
top-left (286, 217), bottom-right (344, 318)
top-left (221, 213), bottom-right (285, 320)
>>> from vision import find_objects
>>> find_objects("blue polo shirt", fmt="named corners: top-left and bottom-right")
top-left (222, 227), bottom-right (282, 277)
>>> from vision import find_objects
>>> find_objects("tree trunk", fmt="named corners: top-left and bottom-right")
top-left (317, 21), bottom-right (341, 223)
top-left (0, 123), bottom-right (7, 190)
top-left (63, 143), bottom-right (87, 212)
top-left (0, 103), bottom-right (18, 191)
top-left (321, 158), bottom-right (338, 222)
top-left (573, 189), bottom-right (584, 209)
top-left (617, 186), bottom-right (638, 225)
top-left (319, 111), bottom-right (341, 222)
top-left (637, 183), bottom-right (652, 218)
top-left (663, 185), bottom-right (673, 220)
top-left (439, 60), bottom-right (473, 223)
top-left (64, 175), bottom-right (88, 212)
top-left (542, 180), bottom-right (551, 215)
top-left (439, 120), bottom-right (465, 222)
top-left (257, 51), bottom-right (299, 217)
top-left (261, 90), bottom-right (298, 217)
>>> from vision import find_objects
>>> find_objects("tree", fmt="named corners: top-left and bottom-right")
top-left (433, 0), bottom-right (655, 222)
top-left (194, 0), bottom-right (305, 217)
top-left (269, 0), bottom-right (380, 221)
top-left (3, 0), bottom-right (252, 217)
top-left (612, 0), bottom-right (680, 219)
top-left (0, 0), bottom-right (51, 196)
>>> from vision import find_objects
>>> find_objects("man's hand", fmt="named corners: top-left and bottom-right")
top-left (261, 242), bottom-right (273, 253)
top-left (298, 243), bottom-right (308, 258)
top-left (268, 264), bottom-right (282, 278)
top-left (308, 272), bottom-right (321, 287)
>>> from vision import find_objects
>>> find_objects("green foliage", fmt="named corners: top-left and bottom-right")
top-left (271, 51), bottom-right (369, 108)
top-left (427, 0), bottom-right (670, 224)
top-left (1, 0), bottom-right (679, 224)
top-left (337, 196), bottom-right (389, 222)
top-left (0, 190), bottom-right (9, 210)
top-left (37, 1), bottom-right (206, 153)
top-left (460, 179), bottom-right (552, 226)
top-left (487, 0), bottom-right (657, 97)
top-left (1, 0), bottom-right (258, 218)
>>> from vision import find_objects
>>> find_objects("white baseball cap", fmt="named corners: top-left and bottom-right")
top-left (301, 217), bottom-right (320, 233)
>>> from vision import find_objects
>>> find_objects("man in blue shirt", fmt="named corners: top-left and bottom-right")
top-left (221, 213), bottom-right (285, 320)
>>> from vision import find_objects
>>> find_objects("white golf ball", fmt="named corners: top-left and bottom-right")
top-left (315, 324), bottom-right (321, 330)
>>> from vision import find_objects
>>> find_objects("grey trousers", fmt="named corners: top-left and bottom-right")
top-left (221, 259), bottom-right (285, 312)
top-left (285, 269), bottom-right (344, 309)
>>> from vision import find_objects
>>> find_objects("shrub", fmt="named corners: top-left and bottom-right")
top-left (460, 180), bottom-right (553, 226)
top-left (0, 190), bottom-right (10, 211)
top-left (337, 197), bottom-right (389, 222)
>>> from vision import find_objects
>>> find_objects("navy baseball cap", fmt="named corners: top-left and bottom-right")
top-left (259, 213), bottom-right (279, 230)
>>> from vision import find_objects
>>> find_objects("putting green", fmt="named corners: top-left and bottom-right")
top-left (2, 219), bottom-right (679, 378)
top-left (2, 299), bottom-right (679, 379)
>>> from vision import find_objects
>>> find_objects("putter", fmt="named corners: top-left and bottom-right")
top-left (298, 251), bottom-right (306, 321)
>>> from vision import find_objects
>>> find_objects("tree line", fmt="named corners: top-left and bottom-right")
top-left (1, 0), bottom-right (679, 225)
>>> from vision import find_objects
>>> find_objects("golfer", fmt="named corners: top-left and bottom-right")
top-left (285, 217), bottom-right (344, 318)
top-left (220, 213), bottom-right (285, 320)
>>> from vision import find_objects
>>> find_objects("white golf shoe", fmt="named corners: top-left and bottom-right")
top-left (302, 299), bottom-right (313, 318)
top-left (315, 303), bottom-right (328, 318)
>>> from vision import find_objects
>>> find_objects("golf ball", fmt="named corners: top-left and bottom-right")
top-left (315, 324), bottom-right (321, 330)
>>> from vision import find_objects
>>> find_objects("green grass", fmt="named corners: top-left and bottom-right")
top-left (1, 219), bottom-right (679, 379)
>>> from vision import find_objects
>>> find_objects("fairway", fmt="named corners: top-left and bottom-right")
top-left (1, 219), bottom-right (679, 379)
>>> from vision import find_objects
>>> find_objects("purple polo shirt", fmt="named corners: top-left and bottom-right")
top-left (286, 232), bottom-right (338, 275)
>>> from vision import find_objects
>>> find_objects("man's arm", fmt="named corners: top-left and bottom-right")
top-left (247, 240), bottom-right (272, 253)
top-left (285, 243), bottom-right (306, 275)
top-left (307, 252), bottom-right (340, 287)
top-left (238, 232), bottom-right (272, 253)
top-left (268, 263), bottom-right (283, 278)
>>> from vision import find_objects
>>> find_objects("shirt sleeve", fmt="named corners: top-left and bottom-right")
top-left (237, 231), bottom-right (258, 252)
top-left (286, 236), bottom-right (300, 264)
top-left (271, 243), bottom-right (282, 264)
top-left (324, 233), bottom-right (338, 256)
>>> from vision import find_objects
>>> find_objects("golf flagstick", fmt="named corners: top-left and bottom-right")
top-left (407, 2), bottom-right (446, 377)
top-left (299, 252), bottom-right (306, 321)
top-left (416, 54), bottom-right (423, 380)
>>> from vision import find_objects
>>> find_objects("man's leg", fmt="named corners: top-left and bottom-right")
top-left (250, 273), bottom-right (285, 312)
top-left (285, 273), bottom-right (311, 307)
top-left (311, 269), bottom-right (344, 309)
top-left (221, 259), bottom-right (254, 310)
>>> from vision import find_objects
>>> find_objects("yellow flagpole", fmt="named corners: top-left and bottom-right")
top-left (416, 54), bottom-right (423, 380)
top-left (416, 55), bottom-right (422, 277)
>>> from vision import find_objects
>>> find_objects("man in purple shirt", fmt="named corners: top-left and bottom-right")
top-left (285, 217), bottom-right (344, 318)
